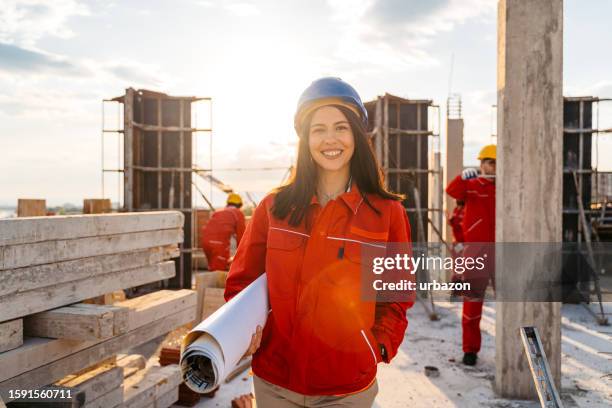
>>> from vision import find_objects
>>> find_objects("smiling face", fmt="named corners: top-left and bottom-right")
top-left (308, 106), bottom-right (355, 174)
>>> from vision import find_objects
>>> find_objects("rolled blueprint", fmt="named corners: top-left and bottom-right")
top-left (180, 273), bottom-right (269, 393)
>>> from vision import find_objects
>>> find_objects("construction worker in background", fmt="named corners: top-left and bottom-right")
top-left (225, 77), bottom-right (413, 407)
top-left (200, 193), bottom-right (246, 271)
top-left (445, 144), bottom-right (496, 366)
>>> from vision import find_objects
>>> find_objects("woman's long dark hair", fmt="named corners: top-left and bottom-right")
top-left (272, 104), bottom-right (404, 226)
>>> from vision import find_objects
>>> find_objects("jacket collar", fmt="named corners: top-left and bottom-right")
top-left (310, 180), bottom-right (364, 215)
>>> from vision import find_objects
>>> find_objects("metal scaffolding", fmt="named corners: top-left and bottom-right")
top-left (101, 88), bottom-right (213, 289)
top-left (364, 93), bottom-right (442, 244)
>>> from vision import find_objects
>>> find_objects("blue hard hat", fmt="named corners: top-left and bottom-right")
top-left (294, 77), bottom-right (368, 132)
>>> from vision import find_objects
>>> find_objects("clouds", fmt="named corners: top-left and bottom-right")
top-left (0, 42), bottom-right (88, 76)
top-left (0, 0), bottom-right (89, 46)
top-left (194, 0), bottom-right (261, 17)
top-left (224, 2), bottom-right (261, 17)
top-left (326, 0), bottom-right (496, 73)
top-left (367, 0), bottom-right (448, 26)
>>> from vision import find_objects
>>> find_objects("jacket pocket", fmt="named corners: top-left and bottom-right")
top-left (265, 227), bottom-right (306, 298)
top-left (306, 328), bottom-right (378, 391)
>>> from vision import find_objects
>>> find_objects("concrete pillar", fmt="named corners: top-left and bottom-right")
top-left (443, 118), bottom-right (464, 244)
top-left (428, 151), bottom-right (443, 279)
top-left (496, 0), bottom-right (563, 399)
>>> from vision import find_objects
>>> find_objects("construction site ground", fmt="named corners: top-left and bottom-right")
top-left (138, 300), bottom-right (610, 408)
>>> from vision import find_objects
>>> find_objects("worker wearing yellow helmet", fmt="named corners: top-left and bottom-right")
top-left (227, 193), bottom-right (243, 207)
top-left (200, 193), bottom-right (246, 271)
top-left (446, 144), bottom-right (496, 366)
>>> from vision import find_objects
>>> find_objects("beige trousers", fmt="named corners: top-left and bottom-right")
top-left (253, 375), bottom-right (378, 408)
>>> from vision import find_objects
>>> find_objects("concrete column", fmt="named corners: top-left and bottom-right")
top-left (496, 0), bottom-right (563, 399)
top-left (443, 118), bottom-right (463, 244)
top-left (123, 88), bottom-right (134, 211)
top-left (428, 151), bottom-right (443, 279)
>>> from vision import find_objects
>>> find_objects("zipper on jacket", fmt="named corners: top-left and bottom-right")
top-left (360, 329), bottom-right (378, 365)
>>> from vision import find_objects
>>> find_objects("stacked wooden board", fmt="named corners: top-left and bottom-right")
top-left (194, 271), bottom-right (228, 322)
top-left (0, 211), bottom-right (196, 406)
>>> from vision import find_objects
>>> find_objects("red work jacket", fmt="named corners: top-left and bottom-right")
top-left (449, 204), bottom-right (465, 244)
top-left (446, 175), bottom-right (495, 243)
top-left (201, 206), bottom-right (246, 246)
top-left (224, 184), bottom-right (412, 396)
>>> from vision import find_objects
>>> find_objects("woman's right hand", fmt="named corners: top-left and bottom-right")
top-left (244, 325), bottom-right (263, 357)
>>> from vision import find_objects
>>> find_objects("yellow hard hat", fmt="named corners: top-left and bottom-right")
top-left (477, 144), bottom-right (496, 160)
top-left (227, 193), bottom-right (243, 206)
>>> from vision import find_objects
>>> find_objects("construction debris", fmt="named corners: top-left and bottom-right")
top-left (424, 366), bottom-right (440, 378)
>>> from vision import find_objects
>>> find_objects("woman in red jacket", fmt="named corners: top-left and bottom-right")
top-left (224, 77), bottom-right (413, 407)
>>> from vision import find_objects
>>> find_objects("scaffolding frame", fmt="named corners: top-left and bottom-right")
top-left (101, 88), bottom-right (213, 288)
top-left (562, 96), bottom-right (612, 309)
top-left (563, 97), bottom-right (612, 229)
top-left (366, 93), bottom-right (442, 244)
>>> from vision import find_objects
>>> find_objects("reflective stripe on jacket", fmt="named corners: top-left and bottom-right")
top-left (224, 183), bottom-right (413, 396)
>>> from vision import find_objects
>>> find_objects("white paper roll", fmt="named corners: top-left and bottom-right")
top-left (180, 273), bottom-right (269, 393)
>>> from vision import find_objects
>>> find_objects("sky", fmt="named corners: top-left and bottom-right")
top-left (1, 0), bottom-right (611, 207)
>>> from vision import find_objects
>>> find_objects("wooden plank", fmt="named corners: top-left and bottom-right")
top-left (83, 387), bottom-right (123, 408)
top-left (115, 289), bottom-right (196, 330)
top-left (202, 287), bottom-right (226, 320)
top-left (81, 199), bottom-right (120, 308)
top-left (55, 364), bottom-right (123, 406)
top-left (123, 365), bottom-right (181, 408)
top-left (194, 271), bottom-right (227, 322)
top-left (17, 199), bottom-right (46, 217)
top-left (0, 308), bottom-right (193, 400)
top-left (82, 199), bottom-right (112, 214)
top-left (0, 211), bottom-right (184, 247)
top-left (0, 228), bottom-right (183, 270)
top-left (0, 289), bottom-right (196, 382)
top-left (0, 246), bottom-right (178, 298)
top-left (155, 387), bottom-right (179, 408)
top-left (0, 261), bottom-right (177, 322)
top-left (0, 319), bottom-right (22, 352)
top-left (24, 304), bottom-right (129, 340)
top-left (117, 354), bottom-right (146, 379)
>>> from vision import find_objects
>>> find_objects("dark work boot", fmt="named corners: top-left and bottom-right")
top-left (462, 352), bottom-right (478, 366)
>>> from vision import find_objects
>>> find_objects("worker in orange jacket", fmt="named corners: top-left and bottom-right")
top-left (445, 144), bottom-right (496, 366)
top-left (201, 193), bottom-right (246, 271)
top-left (224, 77), bottom-right (413, 406)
